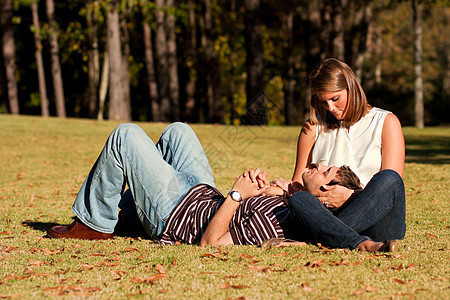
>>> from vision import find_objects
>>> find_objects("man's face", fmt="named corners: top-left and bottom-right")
top-left (302, 163), bottom-right (339, 193)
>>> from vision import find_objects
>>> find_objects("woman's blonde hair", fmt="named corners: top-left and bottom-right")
top-left (308, 58), bottom-right (369, 129)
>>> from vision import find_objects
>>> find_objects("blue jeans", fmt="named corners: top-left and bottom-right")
top-left (288, 169), bottom-right (406, 249)
top-left (72, 122), bottom-right (215, 239)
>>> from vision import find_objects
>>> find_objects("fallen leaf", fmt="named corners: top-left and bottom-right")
top-left (431, 277), bottom-right (446, 281)
top-left (231, 284), bottom-right (250, 289)
top-left (406, 263), bottom-right (416, 269)
top-left (393, 278), bottom-right (406, 284)
top-left (247, 260), bottom-right (260, 265)
top-left (34, 273), bottom-right (53, 277)
top-left (301, 283), bottom-right (315, 292)
top-left (218, 283), bottom-right (230, 290)
top-left (425, 232), bottom-right (437, 238)
top-left (245, 265), bottom-right (272, 273)
top-left (305, 260), bottom-right (325, 268)
top-left (170, 258), bottom-right (177, 267)
top-left (292, 254), bottom-right (304, 258)
top-left (365, 286), bottom-right (378, 292)
top-left (124, 247), bottom-right (138, 252)
top-left (223, 274), bottom-right (244, 279)
top-left (240, 253), bottom-right (254, 259)
top-left (351, 289), bottom-right (365, 295)
top-left (271, 252), bottom-right (289, 257)
top-left (1, 274), bottom-right (15, 285)
top-left (154, 264), bottom-right (166, 274)
top-left (143, 274), bottom-right (168, 283)
top-left (201, 252), bottom-right (221, 258)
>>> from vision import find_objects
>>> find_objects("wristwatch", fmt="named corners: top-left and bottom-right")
top-left (228, 190), bottom-right (243, 203)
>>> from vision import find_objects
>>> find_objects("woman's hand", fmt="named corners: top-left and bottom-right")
top-left (272, 178), bottom-right (303, 197)
top-left (262, 185), bottom-right (285, 196)
top-left (272, 177), bottom-right (291, 192)
top-left (314, 185), bottom-right (354, 210)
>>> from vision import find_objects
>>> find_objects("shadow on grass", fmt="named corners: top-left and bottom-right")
top-left (23, 221), bottom-right (62, 233)
top-left (22, 218), bottom-right (150, 240)
top-left (405, 133), bottom-right (450, 164)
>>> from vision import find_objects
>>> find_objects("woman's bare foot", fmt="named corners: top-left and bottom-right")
top-left (357, 240), bottom-right (382, 252)
top-left (358, 240), bottom-right (398, 252)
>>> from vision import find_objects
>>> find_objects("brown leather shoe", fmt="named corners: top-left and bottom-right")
top-left (48, 218), bottom-right (113, 240)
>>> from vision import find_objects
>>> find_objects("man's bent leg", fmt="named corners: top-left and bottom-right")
top-left (156, 122), bottom-right (215, 186)
top-left (72, 123), bottom-right (195, 238)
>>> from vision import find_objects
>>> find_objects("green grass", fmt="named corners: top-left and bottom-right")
top-left (0, 115), bottom-right (449, 299)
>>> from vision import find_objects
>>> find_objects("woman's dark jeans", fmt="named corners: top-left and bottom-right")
top-left (288, 169), bottom-right (406, 249)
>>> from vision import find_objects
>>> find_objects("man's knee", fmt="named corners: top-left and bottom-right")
top-left (114, 123), bottom-right (141, 135)
top-left (162, 122), bottom-right (194, 139)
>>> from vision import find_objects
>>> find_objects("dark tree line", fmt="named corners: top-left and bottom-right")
top-left (1, 0), bottom-right (449, 126)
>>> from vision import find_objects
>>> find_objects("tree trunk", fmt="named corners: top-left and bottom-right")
top-left (183, 0), bottom-right (197, 121)
top-left (97, 49), bottom-right (109, 121)
top-left (31, 0), bottom-right (49, 117)
top-left (413, 0), bottom-right (424, 128)
top-left (0, 0), bottom-right (19, 114)
top-left (244, 0), bottom-right (266, 125)
top-left (202, 0), bottom-right (223, 123)
top-left (443, 38), bottom-right (450, 99)
top-left (166, 0), bottom-right (180, 121)
top-left (86, 0), bottom-right (100, 118)
top-left (46, 0), bottom-right (66, 117)
top-left (227, 0), bottom-right (237, 124)
top-left (142, 0), bottom-right (160, 121)
top-left (352, 3), bottom-right (372, 81)
top-left (283, 10), bottom-right (294, 125)
top-left (300, 1), bottom-right (325, 122)
top-left (154, 0), bottom-right (171, 121)
top-left (120, 7), bottom-right (132, 120)
top-left (331, 0), bottom-right (345, 60)
top-left (107, 0), bottom-right (128, 121)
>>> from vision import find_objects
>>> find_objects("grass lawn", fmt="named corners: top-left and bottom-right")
top-left (0, 115), bottom-right (449, 299)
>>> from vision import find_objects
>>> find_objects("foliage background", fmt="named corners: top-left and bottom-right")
top-left (1, 0), bottom-right (449, 125)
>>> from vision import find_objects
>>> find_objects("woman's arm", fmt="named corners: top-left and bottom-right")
top-left (200, 169), bottom-right (269, 246)
top-left (381, 113), bottom-right (405, 177)
top-left (292, 121), bottom-right (317, 184)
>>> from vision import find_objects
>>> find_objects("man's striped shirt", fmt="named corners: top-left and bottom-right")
top-left (159, 184), bottom-right (291, 245)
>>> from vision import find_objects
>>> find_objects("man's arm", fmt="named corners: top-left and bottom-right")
top-left (200, 169), bottom-right (269, 246)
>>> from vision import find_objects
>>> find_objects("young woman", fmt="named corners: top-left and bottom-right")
top-left (274, 58), bottom-right (406, 252)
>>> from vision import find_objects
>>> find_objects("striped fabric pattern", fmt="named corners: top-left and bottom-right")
top-left (159, 184), bottom-right (289, 245)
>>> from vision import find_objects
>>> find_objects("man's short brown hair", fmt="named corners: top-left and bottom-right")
top-left (328, 165), bottom-right (362, 190)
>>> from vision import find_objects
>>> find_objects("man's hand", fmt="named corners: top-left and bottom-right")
top-left (314, 184), bottom-right (354, 210)
top-left (234, 168), bottom-right (270, 199)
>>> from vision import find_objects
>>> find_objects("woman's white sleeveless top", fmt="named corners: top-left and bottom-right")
top-left (311, 107), bottom-right (390, 187)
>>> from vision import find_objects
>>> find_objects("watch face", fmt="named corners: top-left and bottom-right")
top-left (230, 191), bottom-right (242, 202)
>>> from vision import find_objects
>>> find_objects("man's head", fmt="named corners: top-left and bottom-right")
top-left (302, 163), bottom-right (362, 193)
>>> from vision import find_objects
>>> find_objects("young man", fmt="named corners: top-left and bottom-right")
top-left (163, 165), bottom-right (362, 246)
